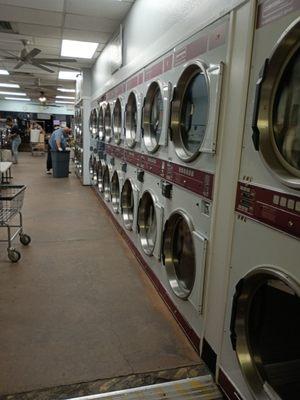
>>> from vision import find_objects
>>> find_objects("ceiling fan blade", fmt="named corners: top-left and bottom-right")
top-left (14, 61), bottom-right (25, 69)
top-left (41, 62), bottom-right (80, 71)
top-left (31, 62), bottom-right (55, 73)
top-left (2, 56), bottom-right (19, 60)
top-left (26, 48), bottom-right (41, 59)
top-left (0, 50), bottom-right (19, 58)
top-left (35, 58), bottom-right (77, 63)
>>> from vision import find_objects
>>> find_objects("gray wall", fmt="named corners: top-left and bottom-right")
top-left (91, 0), bottom-right (246, 100)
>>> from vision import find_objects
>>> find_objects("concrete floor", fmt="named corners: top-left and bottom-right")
top-left (0, 153), bottom-right (202, 396)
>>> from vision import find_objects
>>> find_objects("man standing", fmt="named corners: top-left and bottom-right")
top-left (6, 117), bottom-right (22, 164)
top-left (47, 126), bottom-right (71, 174)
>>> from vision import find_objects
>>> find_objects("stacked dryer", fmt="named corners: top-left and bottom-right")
top-left (88, 107), bottom-right (99, 185)
top-left (218, 7), bottom-right (300, 400)
top-left (115, 16), bottom-right (228, 341)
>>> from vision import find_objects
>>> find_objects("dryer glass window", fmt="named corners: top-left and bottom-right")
top-left (103, 166), bottom-right (111, 202)
top-left (121, 179), bottom-right (134, 230)
top-left (173, 217), bottom-right (195, 292)
top-left (98, 106), bottom-right (105, 140)
top-left (273, 49), bottom-right (300, 171)
top-left (151, 88), bottom-right (163, 138)
top-left (105, 104), bottom-right (112, 142)
top-left (125, 92), bottom-right (137, 148)
top-left (232, 269), bottom-right (300, 400)
top-left (111, 171), bottom-right (120, 213)
top-left (143, 82), bottom-right (163, 153)
top-left (138, 191), bottom-right (157, 255)
top-left (181, 72), bottom-right (208, 154)
top-left (248, 279), bottom-right (300, 399)
top-left (163, 212), bottom-right (195, 299)
top-left (97, 163), bottom-right (104, 192)
top-left (113, 99), bottom-right (122, 144)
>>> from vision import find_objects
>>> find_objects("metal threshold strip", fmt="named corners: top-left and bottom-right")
top-left (65, 375), bottom-right (222, 400)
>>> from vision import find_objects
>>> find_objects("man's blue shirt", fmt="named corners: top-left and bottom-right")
top-left (49, 128), bottom-right (67, 151)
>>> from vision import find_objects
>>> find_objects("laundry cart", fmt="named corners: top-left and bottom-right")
top-left (30, 129), bottom-right (45, 156)
top-left (0, 185), bottom-right (31, 262)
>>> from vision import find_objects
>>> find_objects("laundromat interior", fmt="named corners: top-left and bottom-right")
top-left (0, 1), bottom-right (299, 399)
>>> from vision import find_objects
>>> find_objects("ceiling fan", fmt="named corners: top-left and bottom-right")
top-left (0, 40), bottom-right (79, 73)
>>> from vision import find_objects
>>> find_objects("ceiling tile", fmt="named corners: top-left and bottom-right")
top-left (64, 14), bottom-right (118, 33)
top-left (62, 29), bottom-right (110, 44)
top-left (65, 0), bottom-right (133, 20)
top-left (0, 0), bottom-right (64, 12)
top-left (17, 24), bottom-right (62, 39)
top-left (33, 37), bottom-right (61, 48)
top-left (0, 5), bottom-right (63, 27)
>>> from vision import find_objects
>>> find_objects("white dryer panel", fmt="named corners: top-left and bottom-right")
top-left (220, 216), bottom-right (300, 400)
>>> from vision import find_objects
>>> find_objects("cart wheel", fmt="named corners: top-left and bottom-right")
top-left (8, 249), bottom-right (21, 263)
top-left (20, 234), bottom-right (31, 246)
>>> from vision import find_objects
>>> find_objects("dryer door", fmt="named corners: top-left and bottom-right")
top-left (98, 105), bottom-right (105, 140)
top-left (111, 170), bottom-right (121, 213)
top-left (121, 179), bottom-right (139, 231)
top-left (253, 18), bottom-right (300, 188)
top-left (103, 165), bottom-right (112, 202)
top-left (162, 210), bottom-right (196, 299)
top-left (125, 92), bottom-right (138, 148)
top-left (113, 98), bottom-right (122, 145)
top-left (230, 267), bottom-right (300, 400)
top-left (137, 190), bottom-right (163, 258)
top-left (171, 61), bottom-right (223, 162)
top-left (105, 104), bottom-right (112, 142)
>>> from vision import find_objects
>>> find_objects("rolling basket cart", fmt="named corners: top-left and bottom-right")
top-left (0, 185), bottom-right (31, 262)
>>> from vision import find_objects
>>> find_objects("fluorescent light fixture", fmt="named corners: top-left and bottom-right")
top-left (56, 95), bottom-right (75, 99)
top-left (61, 39), bottom-right (98, 59)
top-left (57, 88), bottom-right (75, 93)
top-left (0, 91), bottom-right (26, 96)
top-left (58, 71), bottom-right (80, 80)
top-left (5, 97), bottom-right (30, 101)
top-left (55, 100), bottom-right (74, 104)
top-left (0, 83), bottom-right (20, 88)
top-left (0, 69), bottom-right (9, 75)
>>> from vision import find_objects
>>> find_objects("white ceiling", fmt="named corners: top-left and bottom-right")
top-left (0, 0), bottom-right (134, 104)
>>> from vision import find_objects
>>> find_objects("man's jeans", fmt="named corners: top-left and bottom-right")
top-left (12, 136), bottom-right (21, 163)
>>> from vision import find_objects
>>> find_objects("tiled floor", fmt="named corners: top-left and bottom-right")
top-left (0, 153), bottom-right (204, 398)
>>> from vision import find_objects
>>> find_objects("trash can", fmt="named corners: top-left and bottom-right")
top-left (51, 150), bottom-right (70, 178)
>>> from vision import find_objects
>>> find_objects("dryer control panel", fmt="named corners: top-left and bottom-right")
top-left (236, 182), bottom-right (300, 239)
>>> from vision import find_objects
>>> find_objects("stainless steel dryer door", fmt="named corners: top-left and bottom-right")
top-left (230, 267), bottom-right (300, 400)
top-left (253, 18), bottom-right (300, 188)
top-left (171, 61), bottom-right (223, 162)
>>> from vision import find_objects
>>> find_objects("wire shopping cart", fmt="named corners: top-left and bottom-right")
top-left (0, 185), bottom-right (31, 262)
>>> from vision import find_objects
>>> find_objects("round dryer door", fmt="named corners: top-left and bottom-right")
top-left (163, 211), bottom-right (196, 299)
top-left (171, 63), bottom-right (209, 162)
top-left (111, 171), bottom-right (120, 213)
top-left (98, 106), bottom-right (105, 140)
top-left (143, 82), bottom-right (164, 153)
top-left (104, 104), bottom-right (112, 142)
top-left (89, 110), bottom-right (93, 137)
top-left (137, 191), bottom-right (157, 255)
top-left (125, 92), bottom-right (138, 148)
top-left (97, 161), bottom-right (105, 192)
top-left (89, 154), bottom-right (94, 177)
top-left (113, 98), bottom-right (122, 145)
top-left (255, 19), bottom-right (300, 188)
top-left (92, 160), bottom-right (99, 185)
top-left (230, 267), bottom-right (300, 400)
top-left (121, 179), bottom-right (135, 230)
top-left (103, 166), bottom-right (111, 201)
